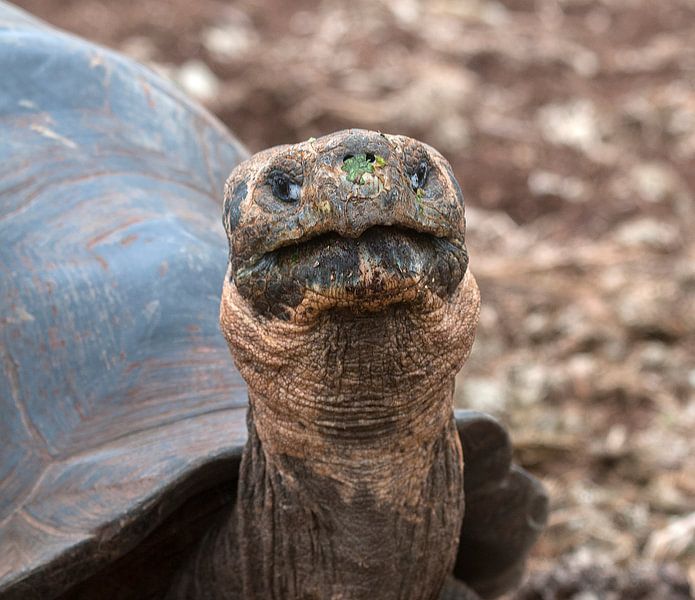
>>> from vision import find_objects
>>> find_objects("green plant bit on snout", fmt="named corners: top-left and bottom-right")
top-left (342, 154), bottom-right (374, 184)
top-left (374, 154), bottom-right (387, 168)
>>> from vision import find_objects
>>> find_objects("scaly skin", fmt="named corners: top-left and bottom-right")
top-left (171, 129), bottom-right (482, 599)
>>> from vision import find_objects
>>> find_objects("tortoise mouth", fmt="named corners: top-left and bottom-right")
top-left (270, 224), bottom-right (443, 258)
top-left (233, 225), bottom-right (468, 320)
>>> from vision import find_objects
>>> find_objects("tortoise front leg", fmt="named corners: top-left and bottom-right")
top-left (453, 410), bottom-right (549, 598)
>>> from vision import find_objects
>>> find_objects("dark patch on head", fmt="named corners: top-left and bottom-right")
top-left (401, 143), bottom-right (429, 175)
top-left (224, 180), bottom-right (247, 233)
top-left (382, 188), bottom-right (399, 209)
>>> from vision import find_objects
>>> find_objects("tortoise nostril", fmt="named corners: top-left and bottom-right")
top-left (342, 153), bottom-right (375, 163)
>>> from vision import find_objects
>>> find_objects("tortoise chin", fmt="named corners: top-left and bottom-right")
top-left (233, 225), bottom-right (469, 320)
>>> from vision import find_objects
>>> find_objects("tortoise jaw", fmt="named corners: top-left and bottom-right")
top-left (232, 226), bottom-right (468, 320)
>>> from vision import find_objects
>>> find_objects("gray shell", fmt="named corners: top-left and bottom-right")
top-left (0, 3), bottom-right (248, 597)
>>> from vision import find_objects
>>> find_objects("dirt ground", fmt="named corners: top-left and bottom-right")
top-left (14, 0), bottom-right (695, 595)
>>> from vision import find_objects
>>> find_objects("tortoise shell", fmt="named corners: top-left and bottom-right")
top-left (0, 3), bottom-right (248, 597)
top-left (0, 3), bottom-right (546, 599)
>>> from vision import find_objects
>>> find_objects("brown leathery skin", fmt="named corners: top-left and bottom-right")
top-left (220, 270), bottom-right (480, 460)
top-left (171, 129), bottom-right (481, 599)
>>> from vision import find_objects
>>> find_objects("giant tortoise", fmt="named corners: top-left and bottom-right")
top-left (0, 3), bottom-right (548, 599)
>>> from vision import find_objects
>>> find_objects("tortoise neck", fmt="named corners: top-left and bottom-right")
top-left (210, 273), bottom-right (480, 597)
top-left (247, 310), bottom-right (460, 458)
top-left (220, 273), bottom-right (481, 457)
top-left (235, 412), bottom-right (464, 600)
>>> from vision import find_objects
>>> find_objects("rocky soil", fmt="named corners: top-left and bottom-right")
top-left (15, 0), bottom-right (694, 596)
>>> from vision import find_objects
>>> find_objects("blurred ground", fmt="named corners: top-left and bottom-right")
top-left (15, 0), bottom-right (695, 595)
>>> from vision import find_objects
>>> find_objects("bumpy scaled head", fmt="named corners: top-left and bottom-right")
top-left (222, 129), bottom-right (470, 321)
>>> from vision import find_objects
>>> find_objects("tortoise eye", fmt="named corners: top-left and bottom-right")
top-left (410, 160), bottom-right (429, 190)
top-left (268, 171), bottom-right (301, 203)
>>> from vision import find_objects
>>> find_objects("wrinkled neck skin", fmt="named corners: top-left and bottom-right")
top-left (224, 271), bottom-right (480, 462)
top-left (180, 271), bottom-right (479, 600)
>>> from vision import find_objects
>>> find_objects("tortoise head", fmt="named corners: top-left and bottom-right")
top-left (222, 129), bottom-right (470, 321)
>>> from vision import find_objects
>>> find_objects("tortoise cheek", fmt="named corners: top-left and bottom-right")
top-left (443, 163), bottom-right (465, 207)
top-left (225, 180), bottom-right (247, 232)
